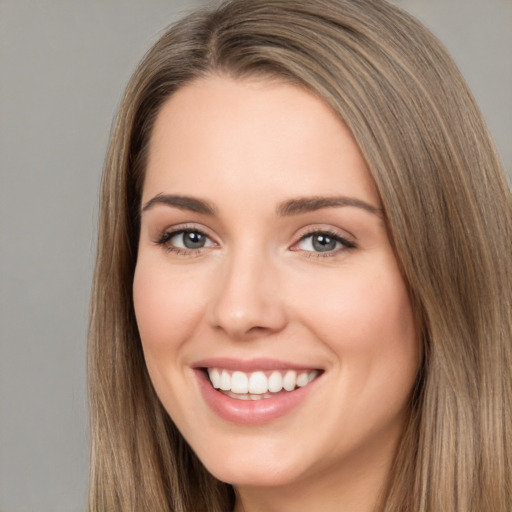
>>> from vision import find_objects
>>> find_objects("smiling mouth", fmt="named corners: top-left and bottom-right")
top-left (205, 368), bottom-right (321, 400)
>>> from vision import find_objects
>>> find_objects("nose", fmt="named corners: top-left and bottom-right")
top-left (208, 249), bottom-right (288, 341)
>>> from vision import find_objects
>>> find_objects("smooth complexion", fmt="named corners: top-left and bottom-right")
top-left (133, 76), bottom-right (419, 512)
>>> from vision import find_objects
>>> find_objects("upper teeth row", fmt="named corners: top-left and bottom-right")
top-left (207, 368), bottom-right (319, 394)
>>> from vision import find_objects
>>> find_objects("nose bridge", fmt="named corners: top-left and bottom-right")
top-left (209, 242), bottom-right (287, 339)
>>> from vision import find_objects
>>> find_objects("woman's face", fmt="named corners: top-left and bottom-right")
top-left (133, 76), bottom-right (419, 501)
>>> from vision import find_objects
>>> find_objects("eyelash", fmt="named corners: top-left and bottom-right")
top-left (154, 227), bottom-right (356, 257)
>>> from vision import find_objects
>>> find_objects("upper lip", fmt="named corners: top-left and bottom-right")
top-left (193, 357), bottom-right (322, 372)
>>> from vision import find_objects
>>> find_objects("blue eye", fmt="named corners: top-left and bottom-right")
top-left (156, 229), bottom-right (215, 252)
top-left (171, 230), bottom-right (210, 249)
top-left (296, 231), bottom-right (355, 254)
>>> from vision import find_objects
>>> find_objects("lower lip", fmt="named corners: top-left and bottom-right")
top-left (195, 369), bottom-right (319, 425)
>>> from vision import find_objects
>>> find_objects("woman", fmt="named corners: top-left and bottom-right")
top-left (88, 0), bottom-right (512, 510)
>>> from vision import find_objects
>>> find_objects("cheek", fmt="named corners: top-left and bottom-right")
top-left (302, 266), bottom-right (412, 335)
top-left (132, 260), bottom-right (209, 421)
top-left (298, 266), bottom-right (419, 447)
top-left (295, 259), bottom-right (418, 384)
top-left (132, 261), bottom-right (205, 354)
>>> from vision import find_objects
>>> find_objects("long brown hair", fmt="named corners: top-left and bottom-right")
top-left (88, 0), bottom-right (512, 510)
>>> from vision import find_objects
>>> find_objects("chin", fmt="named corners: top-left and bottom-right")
top-left (195, 437), bottom-right (307, 488)
top-left (208, 460), bottom-right (301, 489)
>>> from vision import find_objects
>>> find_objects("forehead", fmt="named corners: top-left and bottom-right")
top-left (143, 75), bottom-right (379, 208)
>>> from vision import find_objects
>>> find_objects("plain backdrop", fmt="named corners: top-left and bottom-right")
top-left (0, 1), bottom-right (510, 511)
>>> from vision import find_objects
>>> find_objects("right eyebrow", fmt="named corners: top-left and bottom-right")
top-left (277, 195), bottom-right (383, 217)
top-left (141, 194), bottom-right (216, 215)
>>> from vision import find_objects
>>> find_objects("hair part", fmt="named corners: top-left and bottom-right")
top-left (88, 0), bottom-right (512, 510)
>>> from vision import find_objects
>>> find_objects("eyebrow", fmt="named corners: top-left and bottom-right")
top-left (141, 193), bottom-right (382, 218)
top-left (141, 194), bottom-right (216, 215)
top-left (277, 196), bottom-right (383, 217)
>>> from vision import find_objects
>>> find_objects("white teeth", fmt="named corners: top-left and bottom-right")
top-left (248, 371), bottom-right (268, 394)
top-left (220, 370), bottom-right (231, 391)
top-left (231, 371), bottom-right (249, 393)
top-left (206, 368), bottom-right (320, 396)
top-left (296, 371), bottom-right (309, 387)
top-left (225, 391), bottom-right (272, 400)
top-left (208, 368), bottom-right (221, 389)
top-left (228, 391), bottom-right (251, 400)
top-left (268, 370), bottom-right (283, 392)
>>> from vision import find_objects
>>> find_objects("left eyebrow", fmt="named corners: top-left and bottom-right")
top-left (141, 194), bottom-right (216, 215)
top-left (277, 196), bottom-right (383, 217)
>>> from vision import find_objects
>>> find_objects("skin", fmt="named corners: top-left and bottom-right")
top-left (133, 75), bottom-right (419, 512)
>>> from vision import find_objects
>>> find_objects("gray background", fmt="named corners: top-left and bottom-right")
top-left (0, 1), bottom-right (510, 511)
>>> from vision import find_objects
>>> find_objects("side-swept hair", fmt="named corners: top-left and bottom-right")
top-left (88, 0), bottom-right (512, 510)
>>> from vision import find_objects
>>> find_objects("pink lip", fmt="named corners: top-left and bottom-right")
top-left (193, 359), bottom-right (323, 425)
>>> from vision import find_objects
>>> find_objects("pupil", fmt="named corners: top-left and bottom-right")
top-left (312, 234), bottom-right (336, 252)
top-left (184, 231), bottom-right (205, 249)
